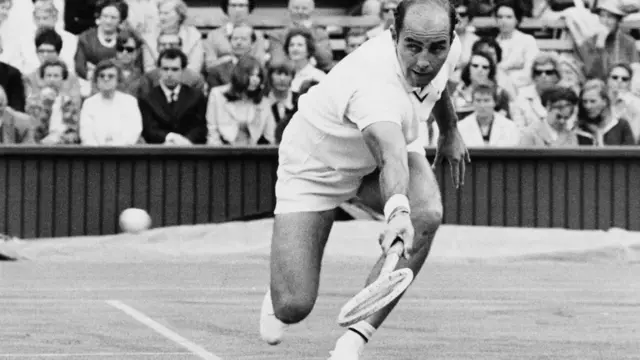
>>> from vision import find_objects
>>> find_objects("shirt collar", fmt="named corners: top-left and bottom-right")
top-left (160, 83), bottom-right (181, 101)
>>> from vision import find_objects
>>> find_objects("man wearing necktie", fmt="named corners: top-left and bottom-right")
top-left (138, 48), bottom-right (207, 145)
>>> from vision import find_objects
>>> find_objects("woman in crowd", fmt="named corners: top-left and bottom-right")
top-left (556, 53), bottom-right (585, 96)
top-left (114, 29), bottom-right (144, 95)
top-left (575, 79), bottom-right (635, 146)
top-left (470, 37), bottom-right (517, 99)
top-left (284, 27), bottom-right (326, 93)
top-left (607, 63), bottom-right (640, 143)
top-left (451, 50), bottom-right (513, 120)
top-left (142, 0), bottom-right (203, 73)
top-left (493, 0), bottom-right (539, 90)
top-left (79, 59), bottom-right (143, 145)
top-left (206, 55), bottom-right (276, 146)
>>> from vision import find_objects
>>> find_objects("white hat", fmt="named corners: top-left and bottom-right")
top-left (596, 0), bottom-right (627, 17)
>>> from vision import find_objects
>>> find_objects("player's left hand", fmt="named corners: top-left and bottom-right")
top-left (432, 128), bottom-right (471, 189)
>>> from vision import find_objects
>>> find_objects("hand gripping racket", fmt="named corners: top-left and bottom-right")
top-left (337, 239), bottom-right (414, 327)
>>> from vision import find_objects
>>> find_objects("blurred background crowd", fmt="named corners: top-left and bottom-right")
top-left (0, 0), bottom-right (638, 148)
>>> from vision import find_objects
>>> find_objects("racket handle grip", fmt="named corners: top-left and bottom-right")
top-left (380, 240), bottom-right (404, 274)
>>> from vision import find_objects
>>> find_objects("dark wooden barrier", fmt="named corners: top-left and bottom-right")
top-left (0, 146), bottom-right (639, 238)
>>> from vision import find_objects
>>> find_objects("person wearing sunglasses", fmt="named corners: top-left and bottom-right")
top-left (451, 50), bottom-right (513, 120)
top-left (607, 63), bottom-right (640, 143)
top-left (512, 52), bottom-right (562, 129)
top-left (79, 58), bottom-right (143, 145)
top-left (452, 4), bottom-right (478, 74)
top-left (366, 0), bottom-right (399, 39)
top-left (114, 29), bottom-right (143, 96)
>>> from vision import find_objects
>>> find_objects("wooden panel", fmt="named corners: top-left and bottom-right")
top-left (489, 160), bottom-right (505, 226)
top-left (132, 159), bottom-right (150, 213)
top-left (54, 159), bottom-right (71, 237)
top-left (550, 162), bottom-right (567, 228)
top-left (519, 160), bottom-right (536, 228)
top-left (85, 161), bottom-right (102, 235)
top-left (627, 161), bottom-right (640, 231)
top-left (180, 159), bottom-right (197, 225)
top-left (566, 161), bottom-right (582, 229)
top-left (612, 160), bottom-right (628, 229)
top-left (473, 160), bottom-right (489, 226)
top-left (581, 161), bottom-right (597, 230)
top-left (597, 160), bottom-right (613, 230)
top-left (504, 162), bottom-right (520, 227)
top-left (243, 158), bottom-right (259, 217)
top-left (22, 159), bottom-right (39, 238)
top-left (148, 159), bottom-right (165, 227)
top-left (116, 159), bottom-right (134, 224)
top-left (101, 160), bottom-right (118, 235)
top-left (195, 159), bottom-right (212, 223)
top-left (69, 159), bottom-right (86, 236)
top-left (535, 160), bottom-right (551, 228)
top-left (457, 159), bottom-right (474, 225)
top-left (227, 160), bottom-right (243, 220)
top-left (257, 160), bottom-right (276, 214)
top-left (211, 159), bottom-right (228, 222)
top-left (37, 160), bottom-right (55, 238)
top-left (6, 158), bottom-right (23, 237)
top-left (163, 159), bottom-right (181, 227)
top-left (441, 162), bottom-right (459, 224)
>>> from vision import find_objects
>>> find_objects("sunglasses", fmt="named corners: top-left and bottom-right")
top-left (471, 63), bottom-right (490, 70)
top-left (98, 73), bottom-right (117, 80)
top-left (610, 75), bottom-right (630, 82)
top-left (383, 7), bottom-right (396, 12)
top-left (458, 11), bottom-right (468, 17)
top-left (533, 69), bottom-right (557, 77)
top-left (117, 46), bottom-right (136, 53)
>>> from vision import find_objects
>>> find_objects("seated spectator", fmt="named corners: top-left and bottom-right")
top-left (344, 28), bottom-right (368, 56)
top-left (275, 78), bottom-right (318, 144)
top-left (125, 0), bottom-right (160, 38)
top-left (494, 0), bottom-right (539, 90)
top-left (0, 85), bottom-right (35, 144)
top-left (266, 0), bottom-right (333, 73)
top-left (576, 0), bottom-right (639, 81)
top-left (0, 60), bottom-right (26, 111)
top-left (366, 0), bottom-right (397, 39)
top-left (267, 60), bottom-right (295, 126)
top-left (25, 59), bottom-right (80, 144)
top-left (203, 0), bottom-right (267, 69)
top-left (0, 0), bottom-right (21, 66)
top-left (139, 49), bottom-right (207, 145)
top-left (446, 81), bottom-right (520, 147)
top-left (512, 52), bottom-right (562, 129)
top-left (206, 55), bottom-right (275, 145)
top-left (607, 63), bottom-right (640, 143)
top-left (556, 53), bottom-right (585, 95)
top-left (452, 51), bottom-right (513, 120)
top-left (285, 27), bottom-right (326, 93)
top-left (454, 3), bottom-right (479, 72)
top-left (15, 0), bottom-right (77, 76)
top-left (520, 86), bottom-right (580, 147)
top-left (23, 29), bottom-right (82, 104)
top-left (205, 23), bottom-right (257, 89)
top-left (137, 31), bottom-right (206, 96)
top-left (470, 37), bottom-right (517, 99)
top-left (79, 59), bottom-right (143, 145)
top-left (75, 0), bottom-right (132, 81)
top-left (575, 79), bottom-right (635, 146)
top-left (115, 29), bottom-right (144, 96)
top-left (142, 0), bottom-right (203, 73)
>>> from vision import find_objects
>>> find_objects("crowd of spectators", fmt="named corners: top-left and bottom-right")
top-left (0, 0), bottom-right (638, 147)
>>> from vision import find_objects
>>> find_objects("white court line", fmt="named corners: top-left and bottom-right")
top-left (105, 300), bottom-right (222, 360)
top-left (0, 352), bottom-right (190, 358)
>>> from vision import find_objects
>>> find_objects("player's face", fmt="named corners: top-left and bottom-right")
top-left (392, 5), bottom-right (451, 88)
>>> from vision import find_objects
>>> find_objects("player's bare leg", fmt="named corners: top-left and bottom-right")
top-left (260, 209), bottom-right (335, 345)
top-left (329, 152), bottom-right (442, 358)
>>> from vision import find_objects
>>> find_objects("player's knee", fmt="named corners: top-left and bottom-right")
top-left (272, 292), bottom-right (315, 324)
top-left (412, 200), bottom-right (443, 239)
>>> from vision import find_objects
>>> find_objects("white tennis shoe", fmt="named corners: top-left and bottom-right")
top-left (327, 332), bottom-right (365, 359)
top-left (259, 289), bottom-right (288, 345)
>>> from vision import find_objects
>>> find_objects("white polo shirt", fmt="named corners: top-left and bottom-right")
top-left (284, 30), bottom-right (461, 176)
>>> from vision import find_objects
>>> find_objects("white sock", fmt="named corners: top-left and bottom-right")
top-left (347, 321), bottom-right (376, 344)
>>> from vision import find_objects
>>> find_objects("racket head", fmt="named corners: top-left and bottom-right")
top-left (337, 268), bottom-right (414, 327)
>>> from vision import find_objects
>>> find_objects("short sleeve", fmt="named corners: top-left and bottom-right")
top-left (345, 83), bottom-right (407, 131)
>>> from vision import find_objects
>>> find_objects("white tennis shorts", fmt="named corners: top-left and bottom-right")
top-left (274, 117), bottom-right (426, 214)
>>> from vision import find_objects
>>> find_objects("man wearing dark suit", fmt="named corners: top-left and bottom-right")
top-left (0, 86), bottom-right (35, 144)
top-left (0, 61), bottom-right (26, 112)
top-left (138, 49), bottom-right (207, 145)
top-left (205, 23), bottom-right (257, 89)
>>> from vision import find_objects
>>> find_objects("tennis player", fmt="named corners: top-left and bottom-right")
top-left (260, 0), bottom-right (470, 358)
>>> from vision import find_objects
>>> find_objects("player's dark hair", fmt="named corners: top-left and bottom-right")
top-left (220, 0), bottom-right (255, 15)
top-left (156, 48), bottom-right (189, 69)
top-left (394, 0), bottom-right (458, 41)
top-left (35, 28), bottom-right (63, 53)
top-left (541, 86), bottom-right (579, 108)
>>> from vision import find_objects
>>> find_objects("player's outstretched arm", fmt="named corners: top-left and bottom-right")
top-left (362, 122), bottom-right (415, 258)
top-left (432, 88), bottom-right (458, 134)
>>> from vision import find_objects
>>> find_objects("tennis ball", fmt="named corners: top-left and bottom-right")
top-left (119, 208), bottom-right (152, 233)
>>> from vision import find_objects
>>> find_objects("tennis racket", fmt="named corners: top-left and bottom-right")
top-left (337, 238), bottom-right (414, 327)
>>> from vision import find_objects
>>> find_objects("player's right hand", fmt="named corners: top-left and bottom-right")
top-left (379, 210), bottom-right (414, 260)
